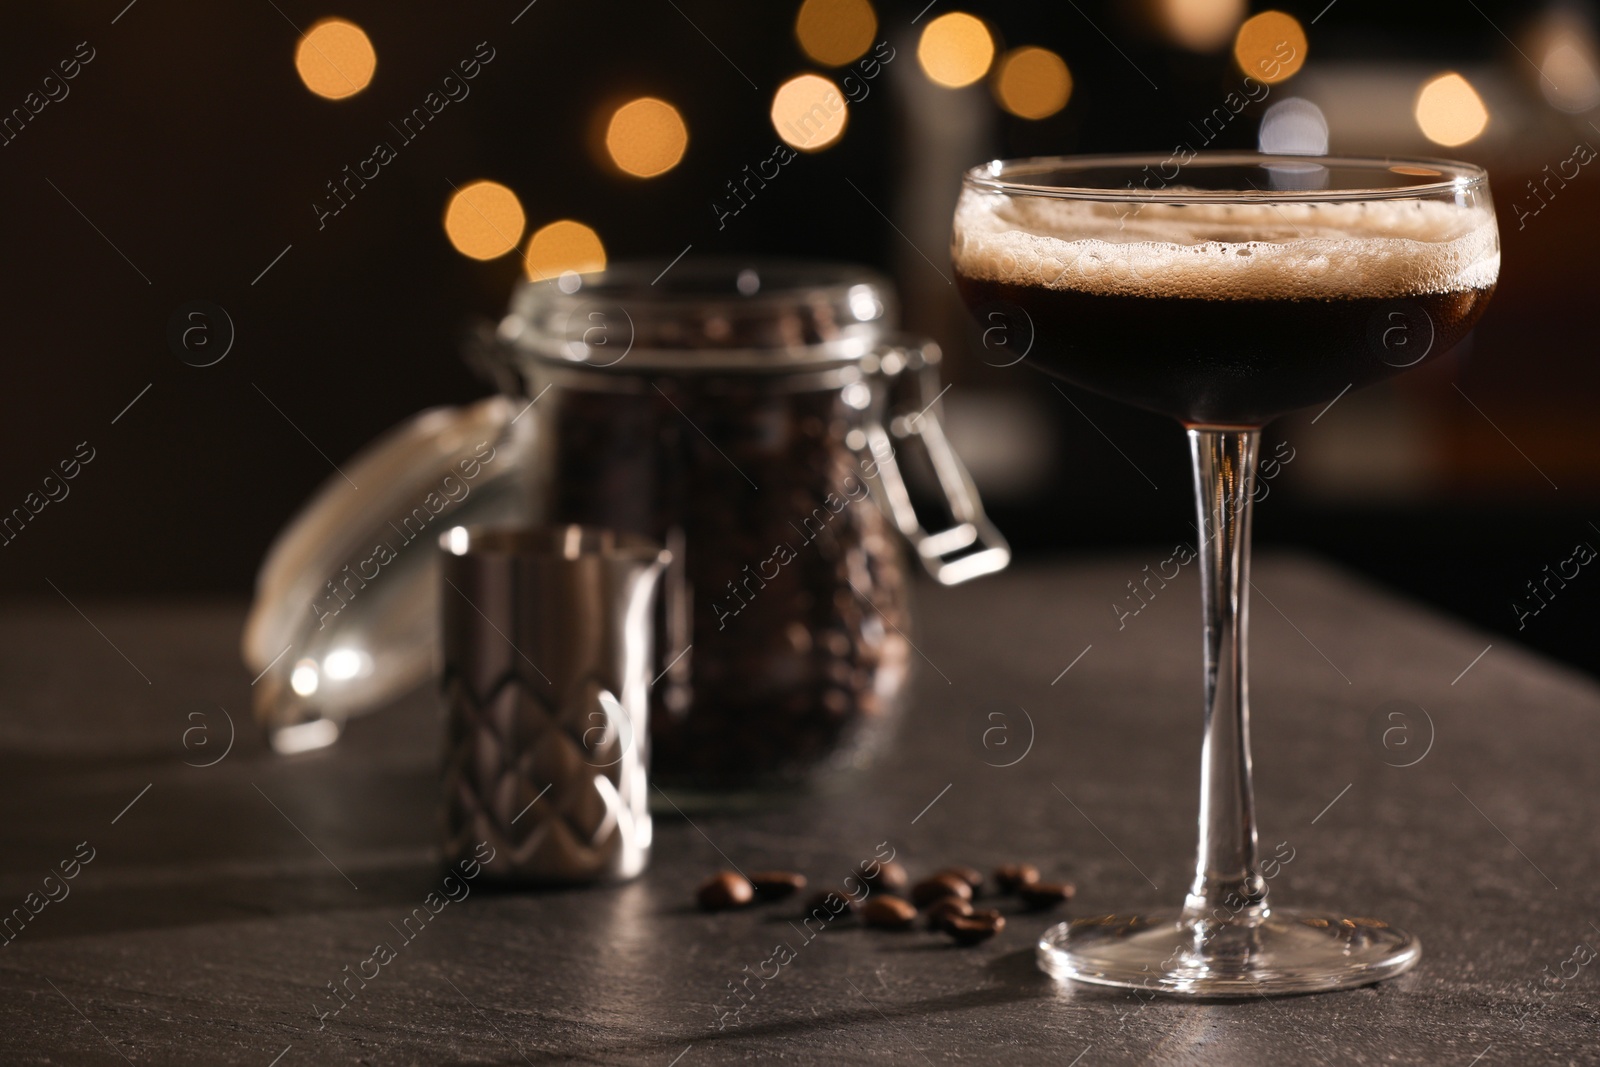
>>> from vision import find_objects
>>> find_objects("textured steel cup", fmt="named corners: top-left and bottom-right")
top-left (438, 525), bottom-right (668, 884)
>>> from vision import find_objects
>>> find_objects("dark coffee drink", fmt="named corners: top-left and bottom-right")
top-left (953, 195), bottom-right (1500, 426)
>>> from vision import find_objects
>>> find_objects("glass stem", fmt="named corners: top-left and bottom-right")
top-left (1184, 428), bottom-right (1267, 924)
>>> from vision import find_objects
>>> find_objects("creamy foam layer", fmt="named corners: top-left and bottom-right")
top-left (952, 190), bottom-right (1500, 301)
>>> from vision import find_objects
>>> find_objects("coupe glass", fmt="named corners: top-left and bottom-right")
top-left (951, 153), bottom-right (1499, 996)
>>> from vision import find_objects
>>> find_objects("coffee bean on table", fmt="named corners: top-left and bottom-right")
top-left (993, 863), bottom-right (1040, 893)
top-left (1018, 881), bottom-right (1076, 910)
top-left (925, 897), bottom-right (974, 932)
top-left (862, 895), bottom-right (918, 930)
top-left (749, 870), bottom-right (807, 901)
top-left (911, 873), bottom-right (973, 907)
top-left (935, 865), bottom-right (984, 895)
top-left (859, 860), bottom-right (909, 894)
top-left (698, 871), bottom-right (754, 911)
top-left (946, 909), bottom-right (1005, 946)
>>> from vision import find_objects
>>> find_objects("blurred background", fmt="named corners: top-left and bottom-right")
top-left (2, 0), bottom-right (1596, 676)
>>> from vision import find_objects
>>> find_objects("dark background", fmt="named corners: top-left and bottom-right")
top-left (2, 0), bottom-right (1596, 675)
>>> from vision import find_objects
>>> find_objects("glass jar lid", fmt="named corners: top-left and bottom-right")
top-left (497, 259), bottom-right (894, 373)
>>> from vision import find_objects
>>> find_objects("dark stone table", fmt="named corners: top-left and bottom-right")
top-left (3, 555), bottom-right (1597, 1065)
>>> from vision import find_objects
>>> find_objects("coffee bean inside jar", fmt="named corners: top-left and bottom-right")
top-left (497, 261), bottom-right (1007, 792)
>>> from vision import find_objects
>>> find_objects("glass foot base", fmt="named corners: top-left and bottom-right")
top-left (1037, 907), bottom-right (1420, 997)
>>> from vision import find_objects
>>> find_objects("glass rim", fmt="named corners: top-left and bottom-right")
top-left (501, 256), bottom-right (897, 373)
top-left (439, 524), bottom-right (670, 564)
top-left (962, 152), bottom-right (1489, 203)
top-left (513, 257), bottom-right (893, 310)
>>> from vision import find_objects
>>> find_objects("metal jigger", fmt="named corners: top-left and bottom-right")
top-left (438, 525), bottom-right (668, 884)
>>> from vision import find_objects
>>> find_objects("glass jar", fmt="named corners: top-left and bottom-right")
top-left (491, 260), bottom-right (1007, 791)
